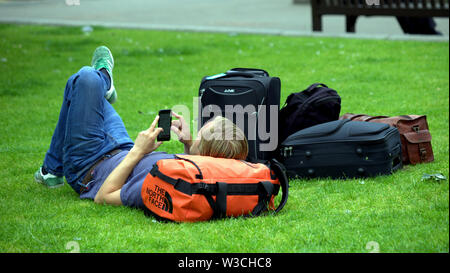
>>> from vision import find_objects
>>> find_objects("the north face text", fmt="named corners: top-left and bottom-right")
top-left (146, 185), bottom-right (173, 213)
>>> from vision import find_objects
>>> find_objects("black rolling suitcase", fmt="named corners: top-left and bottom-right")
top-left (278, 119), bottom-right (403, 179)
top-left (198, 68), bottom-right (281, 162)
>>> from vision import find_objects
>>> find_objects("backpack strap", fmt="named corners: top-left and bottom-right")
top-left (250, 181), bottom-right (275, 216)
top-left (215, 182), bottom-right (228, 218)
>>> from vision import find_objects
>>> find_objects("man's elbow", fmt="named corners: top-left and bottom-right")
top-left (94, 193), bottom-right (104, 204)
top-left (93, 190), bottom-right (122, 206)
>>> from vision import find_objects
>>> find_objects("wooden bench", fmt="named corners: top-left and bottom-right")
top-left (311, 0), bottom-right (450, 32)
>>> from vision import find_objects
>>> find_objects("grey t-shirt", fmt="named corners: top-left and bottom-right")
top-left (80, 150), bottom-right (175, 209)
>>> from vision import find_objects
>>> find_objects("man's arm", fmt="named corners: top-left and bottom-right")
top-left (182, 140), bottom-right (192, 154)
top-left (94, 116), bottom-right (163, 205)
top-left (93, 149), bottom-right (144, 205)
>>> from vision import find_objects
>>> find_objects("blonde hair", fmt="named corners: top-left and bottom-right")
top-left (197, 116), bottom-right (248, 160)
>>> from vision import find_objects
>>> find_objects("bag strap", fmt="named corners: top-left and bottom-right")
top-left (223, 71), bottom-right (257, 78)
top-left (228, 68), bottom-right (269, 77)
top-left (283, 83), bottom-right (327, 106)
top-left (304, 83), bottom-right (328, 94)
top-left (268, 158), bottom-right (289, 214)
top-left (249, 182), bottom-right (275, 216)
top-left (174, 155), bottom-right (204, 179)
top-left (149, 163), bottom-right (195, 195)
top-left (361, 115), bottom-right (389, 121)
top-left (215, 182), bottom-right (228, 218)
top-left (248, 159), bottom-right (289, 216)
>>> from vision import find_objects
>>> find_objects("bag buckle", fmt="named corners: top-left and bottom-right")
top-left (198, 183), bottom-right (211, 193)
top-left (419, 147), bottom-right (427, 160)
top-left (412, 125), bottom-right (420, 132)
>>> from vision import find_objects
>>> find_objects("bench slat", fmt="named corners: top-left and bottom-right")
top-left (311, 0), bottom-right (449, 32)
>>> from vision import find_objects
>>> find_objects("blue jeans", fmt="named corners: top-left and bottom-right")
top-left (43, 66), bottom-right (134, 193)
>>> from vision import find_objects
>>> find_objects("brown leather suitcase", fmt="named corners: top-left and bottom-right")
top-left (340, 114), bottom-right (434, 165)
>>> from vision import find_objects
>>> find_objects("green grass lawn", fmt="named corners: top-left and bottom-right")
top-left (0, 24), bottom-right (448, 253)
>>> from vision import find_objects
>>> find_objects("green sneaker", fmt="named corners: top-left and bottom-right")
top-left (34, 167), bottom-right (64, 188)
top-left (91, 46), bottom-right (117, 104)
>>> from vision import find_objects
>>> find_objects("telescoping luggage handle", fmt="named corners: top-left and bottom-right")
top-left (228, 68), bottom-right (269, 77)
top-left (149, 157), bottom-right (289, 219)
top-left (204, 71), bottom-right (256, 81)
top-left (204, 68), bottom-right (269, 81)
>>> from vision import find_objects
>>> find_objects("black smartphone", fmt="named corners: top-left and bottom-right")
top-left (157, 109), bottom-right (172, 141)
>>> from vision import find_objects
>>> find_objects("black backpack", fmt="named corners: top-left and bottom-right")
top-left (278, 83), bottom-right (341, 144)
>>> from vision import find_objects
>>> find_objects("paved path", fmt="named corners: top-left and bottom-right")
top-left (0, 0), bottom-right (448, 39)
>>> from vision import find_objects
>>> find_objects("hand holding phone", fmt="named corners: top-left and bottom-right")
top-left (170, 111), bottom-right (192, 146)
top-left (157, 109), bottom-right (172, 141)
top-left (131, 115), bottom-right (163, 156)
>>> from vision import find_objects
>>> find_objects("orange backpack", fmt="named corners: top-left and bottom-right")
top-left (141, 155), bottom-right (289, 222)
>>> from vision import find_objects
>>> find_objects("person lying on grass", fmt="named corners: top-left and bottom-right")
top-left (34, 46), bottom-right (248, 208)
